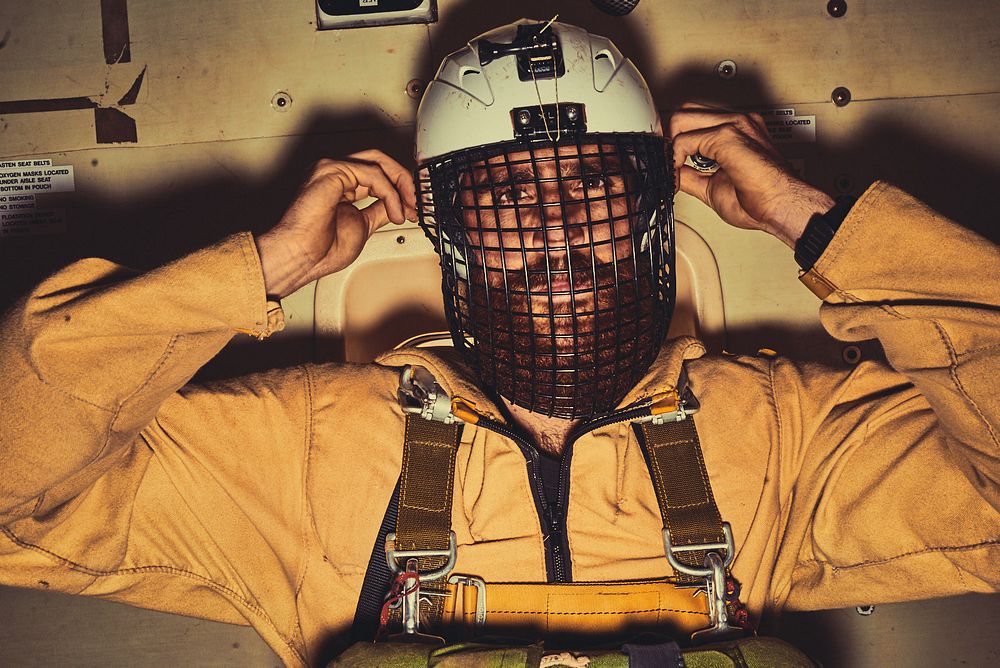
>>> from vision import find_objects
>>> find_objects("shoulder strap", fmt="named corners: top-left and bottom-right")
top-left (352, 414), bottom-right (462, 639)
top-left (636, 414), bottom-right (728, 585)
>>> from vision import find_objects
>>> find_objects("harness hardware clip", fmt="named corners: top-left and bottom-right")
top-left (398, 366), bottom-right (465, 424)
top-left (663, 522), bottom-right (742, 642)
top-left (385, 530), bottom-right (458, 583)
top-left (691, 551), bottom-right (744, 643)
top-left (447, 575), bottom-right (487, 628)
top-left (662, 521), bottom-right (734, 578)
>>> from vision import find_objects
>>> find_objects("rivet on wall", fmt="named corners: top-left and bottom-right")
top-left (716, 60), bottom-right (737, 80)
top-left (405, 79), bottom-right (425, 100)
top-left (271, 91), bottom-right (292, 112)
top-left (827, 0), bottom-right (848, 18)
top-left (831, 86), bottom-right (852, 107)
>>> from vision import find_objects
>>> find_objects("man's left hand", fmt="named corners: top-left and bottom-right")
top-left (668, 102), bottom-right (834, 249)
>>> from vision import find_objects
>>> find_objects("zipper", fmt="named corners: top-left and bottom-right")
top-left (475, 415), bottom-right (570, 582)
top-left (474, 389), bottom-right (689, 584)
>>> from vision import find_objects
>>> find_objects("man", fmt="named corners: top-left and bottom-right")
top-left (1, 19), bottom-right (997, 666)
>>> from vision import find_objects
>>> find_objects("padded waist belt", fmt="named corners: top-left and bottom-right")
top-left (441, 578), bottom-right (710, 639)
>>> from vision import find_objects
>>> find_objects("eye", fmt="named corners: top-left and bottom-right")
top-left (580, 175), bottom-right (606, 191)
top-left (497, 185), bottom-right (531, 205)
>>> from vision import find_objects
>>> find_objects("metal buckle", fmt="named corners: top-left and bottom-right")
top-left (662, 522), bottom-right (734, 578)
top-left (634, 386), bottom-right (701, 425)
top-left (663, 522), bottom-right (742, 643)
top-left (398, 366), bottom-right (462, 424)
top-left (385, 557), bottom-right (447, 644)
top-left (691, 551), bottom-right (743, 643)
top-left (385, 531), bottom-right (458, 582)
top-left (447, 575), bottom-right (487, 628)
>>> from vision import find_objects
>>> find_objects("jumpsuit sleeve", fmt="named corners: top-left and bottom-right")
top-left (0, 233), bottom-right (310, 665)
top-left (768, 182), bottom-right (1000, 611)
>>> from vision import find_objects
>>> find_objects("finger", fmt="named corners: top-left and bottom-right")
top-left (300, 169), bottom-right (351, 212)
top-left (359, 199), bottom-right (394, 234)
top-left (349, 149), bottom-right (418, 211)
top-left (675, 165), bottom-right (712, 204)
top-left (344, 161), bottom-right (406, 224)
top-left (668, 108), bottom-right (768, 144)
top-left (670, 123), bottom-right (734, 172)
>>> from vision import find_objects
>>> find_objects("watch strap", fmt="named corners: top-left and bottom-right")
top-left (794, 196), bottom-right (856, 270)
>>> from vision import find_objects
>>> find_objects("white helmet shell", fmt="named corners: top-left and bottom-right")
top-left (415, 19), bottom-right (662, 163)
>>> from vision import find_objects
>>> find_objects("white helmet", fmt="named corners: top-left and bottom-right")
top-left (413, 19), bottom-right (674, 420)
top-left (415, 19), bottom-right (662, 163)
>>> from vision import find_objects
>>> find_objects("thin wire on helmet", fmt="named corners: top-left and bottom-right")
top-left (417, 132), bottom-right (674, 420)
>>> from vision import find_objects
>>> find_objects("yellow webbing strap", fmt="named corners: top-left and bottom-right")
top-left (641, 417), bottom-right (727, 584)
top-left (441, 579), bottom-right (710, 639)
top-left (390, 414), bottom-right (462, 628)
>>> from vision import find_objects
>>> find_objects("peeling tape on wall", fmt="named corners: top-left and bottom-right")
top-left (0, 159), bottom-right (74, 238)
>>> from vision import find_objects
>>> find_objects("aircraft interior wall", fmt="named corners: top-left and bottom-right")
top-left (0, 0), bottom-right (997, 665)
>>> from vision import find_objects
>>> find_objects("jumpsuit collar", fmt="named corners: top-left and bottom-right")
top-left (375, 335), bottom-right (708, 424)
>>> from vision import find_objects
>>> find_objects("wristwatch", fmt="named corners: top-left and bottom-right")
top-left (794, 196), bottom-right (856, 271)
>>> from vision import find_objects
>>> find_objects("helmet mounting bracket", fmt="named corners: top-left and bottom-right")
top-left (478, 23), bottom-right (566, 82)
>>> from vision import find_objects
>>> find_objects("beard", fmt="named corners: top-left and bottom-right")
top-left (455, 250), bottom-right (663, 419)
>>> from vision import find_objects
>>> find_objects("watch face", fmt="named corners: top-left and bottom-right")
top-left (318, 0), bottom-right (425, 16)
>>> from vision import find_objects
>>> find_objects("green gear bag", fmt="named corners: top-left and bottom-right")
top-left (329, 637), bottom-right (816, 667)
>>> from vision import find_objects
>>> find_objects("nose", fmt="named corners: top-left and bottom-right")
top-left (531, 180), bottom-right (589, 251)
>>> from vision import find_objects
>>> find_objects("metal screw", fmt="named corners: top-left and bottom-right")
top-left (271, 91), bottom-right (292, 112)
top-left (827, 0), bottom-right (847, 18)
top-left (405, 79), bottom-right (425, 100)
top-left (396, 235), bottom-right (406, 244)
top-left (832, 86), bottom-right (852, 107)
top-left (565, 105), bottom-right (579, 121)
top-left (842, 345), bottom-right (862, 365)
top-left (517, 109), bottom-right (532, 125)
top-left (716, 60), bottom-right (737, 80)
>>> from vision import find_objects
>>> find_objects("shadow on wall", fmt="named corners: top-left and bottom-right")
top-left (0, 108), bottom-right (414, 379)
top-left (1, 7), bottom-right (996, 380)
top-left (654, 62), bottom-right (999, 243)
top-left (0, 108), bottom-right (412, 307)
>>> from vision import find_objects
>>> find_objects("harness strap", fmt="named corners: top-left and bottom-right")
top-left (638, 417), bottom-right (727, 584)
top-left (386, 414), bottom-right (462, 629)
top-left (442, 579), bottom-right (710, 639)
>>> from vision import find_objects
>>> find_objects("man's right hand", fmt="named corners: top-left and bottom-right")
top-left (255, 150), bottom-right (418, 299)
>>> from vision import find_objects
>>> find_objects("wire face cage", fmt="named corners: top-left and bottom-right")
top-left (417, 133), bottom-right (675, 420)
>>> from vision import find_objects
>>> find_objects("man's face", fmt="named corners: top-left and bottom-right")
top-left (444, 140), bottom-right (662, 418)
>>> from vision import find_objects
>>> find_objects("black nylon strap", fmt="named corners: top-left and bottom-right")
top-left (794, 195), bottom-right (856, 270)
top-left (350, 478), bottom-right (400, 642)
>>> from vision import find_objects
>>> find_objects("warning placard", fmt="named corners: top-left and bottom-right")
top-left (0, 158), bottom-right (74, 238)
top-left (757, 108), bottom-right (817, 144)
top-left (1, 209), bottom-right (66, 237)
